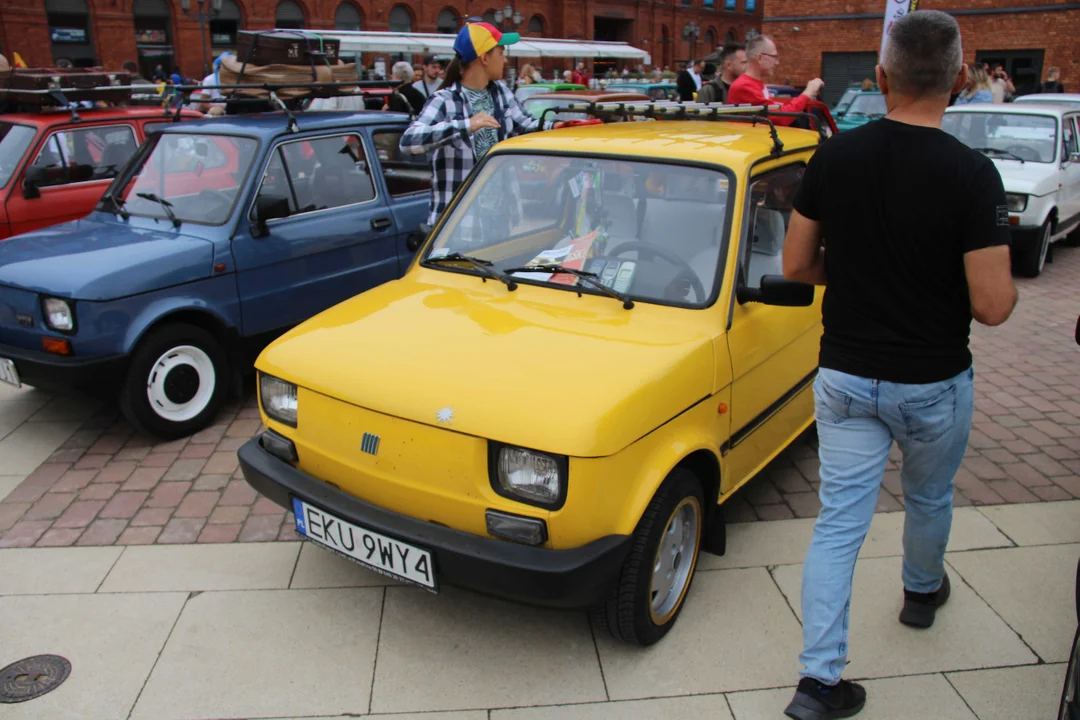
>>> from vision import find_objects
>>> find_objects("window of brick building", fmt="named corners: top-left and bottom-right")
top-left (46, 0), bottom-right (95, 67)
top-left (745, 0), bottom-right (756, 11)
top-left (275, 0), bottom-right (306, 29)
top-left (335, 2), bottom-right (362, 31)
top-left (437, 9), bottom-right (458, 33)
top-left (528, 15), bottom-right (544, 34)
top-left (210, 0), bottom-right (242, 58)
top-left (133, 0), bottom-right (173, 81)
top-left (389, 5), bottom-right (413, 32)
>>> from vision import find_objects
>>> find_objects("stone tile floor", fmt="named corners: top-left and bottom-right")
top-left (0, 502), bottom-right (1076, 719)
top-left (3, 245), bottom-right (1079, 547)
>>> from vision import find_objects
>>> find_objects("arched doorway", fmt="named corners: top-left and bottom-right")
top-left (660, 25), bottom-right (670, 70)
top-left (704, 28), bottom-right (716, 54)
top-left (388, 5), bottom-right (413, 32)
top-left (726, 28), bottom-right (736, 43)
top-left (46, 0), bottom-right (95, 67)
top-left (133, 0), bottom-right (173, 80)
top-left (436, 8), bottom-right (458, 34)
top-left (481, 10), bottom-right (497, 26)
top-left (527, 14), bottom-right (544, 35)
top-left (210, 0), bottom-right (243, 60)
top-left (275, 0), bottom-right (306, 29)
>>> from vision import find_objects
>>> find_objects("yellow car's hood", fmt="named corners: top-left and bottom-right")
top-left (258, 271), bottom-right (715, 458)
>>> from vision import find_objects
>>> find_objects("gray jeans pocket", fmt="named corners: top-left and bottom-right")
top-left (899, 386), bottom-right (958, 443)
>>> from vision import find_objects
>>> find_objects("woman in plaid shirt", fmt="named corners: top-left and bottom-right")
top-left (400, 21), bottom-right (560, 227)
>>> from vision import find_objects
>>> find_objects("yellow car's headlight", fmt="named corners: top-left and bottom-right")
top-left (260, 373), bottom-right (297, 427)
top-left (490, 444), bottom-right (567, 509)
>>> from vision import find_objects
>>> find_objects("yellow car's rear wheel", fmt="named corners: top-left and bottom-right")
top-left (594, 469), bottom-right (703, 646)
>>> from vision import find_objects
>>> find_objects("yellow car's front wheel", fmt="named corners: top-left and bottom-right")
top-left (594, 469), bottom-right (704, 646)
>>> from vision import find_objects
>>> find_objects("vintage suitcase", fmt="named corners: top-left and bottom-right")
top-left (218, 55), bottom-right (358, 100)
top-left (236, 31), bottom-right (340, 67)
top-left (0, 68), bottom-right (132, 104)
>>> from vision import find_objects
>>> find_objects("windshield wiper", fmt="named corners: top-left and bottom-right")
top-left (505, 264), bottom-right (634, 309)
top-left (973, 147), bottom-right (1026, 163)
top-left (136, 192), bottom-right (181, 228)
top-left (102, 191), bottom-right (129, 220)
top-left (426, 253), bottom-right (518, 291)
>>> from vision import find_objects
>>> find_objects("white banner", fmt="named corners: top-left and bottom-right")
top-left (881, 0), bottom-right (919, 59)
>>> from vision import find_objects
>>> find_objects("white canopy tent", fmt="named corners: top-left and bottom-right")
top-left (309, 30), bottom-right (648, 60)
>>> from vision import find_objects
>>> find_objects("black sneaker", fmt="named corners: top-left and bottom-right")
top-left (784, 677), bottom-right (867, 720)
top-left (899, 572), bottom-right (951, 629)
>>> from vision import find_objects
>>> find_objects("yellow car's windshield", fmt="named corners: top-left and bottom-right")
top-left (424, 154), bottom-right (735, 308)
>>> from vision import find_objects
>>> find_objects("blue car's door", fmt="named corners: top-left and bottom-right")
top-left (368, 126), bottom-right (434, 275)
top-left (232, 131), bottom-right (399, 337)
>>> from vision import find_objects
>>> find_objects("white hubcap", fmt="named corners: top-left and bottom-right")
top-left (145, 345), bottom-right (215, 423)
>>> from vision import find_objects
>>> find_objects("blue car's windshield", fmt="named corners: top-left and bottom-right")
top-left (116, 133), bottom-right (258, 225)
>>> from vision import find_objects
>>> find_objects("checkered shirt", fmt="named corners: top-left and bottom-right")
top-left (400, 80), bottom-right (553, 225)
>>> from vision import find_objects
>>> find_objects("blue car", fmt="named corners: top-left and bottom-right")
top-left (0, 110), bottom-right (432, 439)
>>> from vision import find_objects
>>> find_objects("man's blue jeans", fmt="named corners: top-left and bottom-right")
top-left (799, 366), bottom-right (975, 685)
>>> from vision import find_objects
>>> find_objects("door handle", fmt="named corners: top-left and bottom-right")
top-left (371, 217), bottom-right (392, 231)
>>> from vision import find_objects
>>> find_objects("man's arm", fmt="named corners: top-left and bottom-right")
top-left (962, 164), bottom-right (1017, 326)
top-left (964, 246), bottom-right (1017, 326)
top-left (783, 210), bottom-right (827, 286)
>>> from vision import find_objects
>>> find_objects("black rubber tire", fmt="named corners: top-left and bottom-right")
top-left (593, 469), bottom-right (704, 647)
top-left (119, 323), bottom-right (229, 440)
top-left (1014, 220), bottom-right (1051, 278)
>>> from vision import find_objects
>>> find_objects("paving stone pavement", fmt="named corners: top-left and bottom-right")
top-left (0, 503), bottom-right (1076, 720)
top-left (0, 244), bottom-right (1078, 547)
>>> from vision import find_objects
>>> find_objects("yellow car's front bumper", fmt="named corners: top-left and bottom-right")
top-left (239, 436), bottom-right (632, 610)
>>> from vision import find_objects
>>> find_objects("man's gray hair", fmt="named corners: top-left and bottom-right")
top-left (391, 61), bottom-right (414, 82)
top-left (746, 34), bottom-right (773, 61)
top-left (882, 10), bottom-right (963, 97)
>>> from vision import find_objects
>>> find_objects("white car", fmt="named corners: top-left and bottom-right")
top-left (1014, 93), bottom-right (1080, 110)
top-left (944, 103), bottom-right (1080, 277)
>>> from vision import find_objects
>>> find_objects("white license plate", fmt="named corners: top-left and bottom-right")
top-left (292, 498), bottom-right (436, 590)
top-left (0, 358), bottom-right (20, 388)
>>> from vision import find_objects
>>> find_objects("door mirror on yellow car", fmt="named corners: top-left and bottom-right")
top-left (737, 274), bottom-right (815, 307)
top-left (406, 223), bottom-right (431, 253)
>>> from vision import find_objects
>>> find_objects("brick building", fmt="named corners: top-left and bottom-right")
top-left (764, 0), bottom-right (1078, 105)
top-left (0, 0), bottom-right (762, 81)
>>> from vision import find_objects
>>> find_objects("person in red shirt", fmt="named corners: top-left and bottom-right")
top-left (571, 61), bottom-right (590, 87)
top-left (727, 34), bottom-right (824, 125)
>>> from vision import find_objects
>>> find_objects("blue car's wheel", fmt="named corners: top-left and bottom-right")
top-left (120, 322), bottom-right (230, 440)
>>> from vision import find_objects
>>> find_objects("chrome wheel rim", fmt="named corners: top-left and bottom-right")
top-left (649, 496), bottom-right (702, 625)
top-left (145, 345), bottom-right (215, 423)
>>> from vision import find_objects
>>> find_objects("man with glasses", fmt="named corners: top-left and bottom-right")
top-left (728, 35), bottom-right (824, 125)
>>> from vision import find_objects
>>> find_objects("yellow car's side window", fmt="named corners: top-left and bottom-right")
top-left (739, 165), bottom-right (805, 290)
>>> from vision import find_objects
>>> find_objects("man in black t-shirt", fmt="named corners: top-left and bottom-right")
top-left (780, 11), bottom-right (1017, 720)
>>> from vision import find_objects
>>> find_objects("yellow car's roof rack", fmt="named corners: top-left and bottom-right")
top-left (542, 100), bottom-right (830, 157)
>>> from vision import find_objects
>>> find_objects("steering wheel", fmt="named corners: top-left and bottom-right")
top-left (608, 240), bottom-right (707, 302)
top-left (194, 188), bottom-right (232, 215)
top-left (1004, 144), bottom-right (1041, 162)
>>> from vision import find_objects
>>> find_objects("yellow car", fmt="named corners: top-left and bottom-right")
top-left (239, 108), bottom-right (824, 646)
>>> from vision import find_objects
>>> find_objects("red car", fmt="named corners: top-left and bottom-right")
top-left (0, 106), bottom-right (201, 240)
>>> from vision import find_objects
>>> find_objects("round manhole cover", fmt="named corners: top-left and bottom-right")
top-left (0, 655), bottom-right (71, 703)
